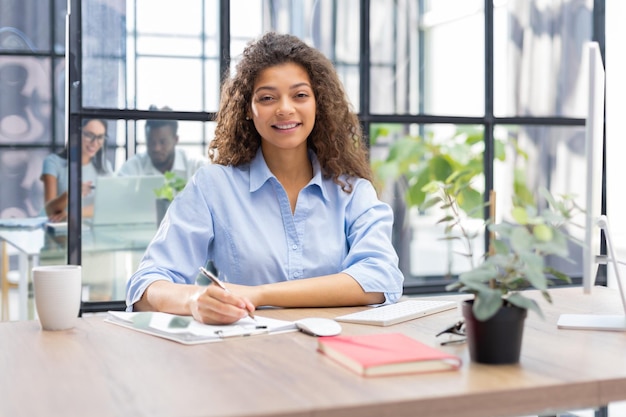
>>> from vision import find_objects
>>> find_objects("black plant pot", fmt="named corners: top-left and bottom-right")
top-left (462, 300), bottom-right (527, 365)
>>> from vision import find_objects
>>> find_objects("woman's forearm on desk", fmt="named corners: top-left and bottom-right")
top-left (233, 273), bottom-right (385, 308)
top-left (134, 280), bottom-right (199, 315)
top-left (134, 274), bottom-right (384, 323)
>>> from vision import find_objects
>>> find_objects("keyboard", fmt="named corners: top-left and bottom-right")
top-left (335, 299), bottom-right (458, 327)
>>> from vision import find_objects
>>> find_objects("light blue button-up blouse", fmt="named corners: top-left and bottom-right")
top-left (126, 149), bottom-right (404, 309)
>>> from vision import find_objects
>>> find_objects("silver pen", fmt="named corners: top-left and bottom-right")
top-left (198, 266), bottom-right (256, 320)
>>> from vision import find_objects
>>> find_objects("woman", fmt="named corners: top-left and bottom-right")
top-left (127, 32), bottom-right (403, 324)
top-left (40, 118), bottom-right (112, 221)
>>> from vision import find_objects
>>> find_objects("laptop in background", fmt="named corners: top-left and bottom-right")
top-left (91, 175), bottom-right (165, 226)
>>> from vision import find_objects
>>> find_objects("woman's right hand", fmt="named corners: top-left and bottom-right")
top-left (188, 285), bottom-right (255, 325)
top-left (47, 210), bottom-right (67, 222)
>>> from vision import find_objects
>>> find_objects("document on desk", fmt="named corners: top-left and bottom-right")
top-left (105, 311), bottom-right (298, 345)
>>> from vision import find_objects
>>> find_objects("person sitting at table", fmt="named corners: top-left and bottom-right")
top-left (40, 118), bottom-right (113, 222)
top-left (126, 31), bottom-right (403, 324)
top-left (116, 105), bottom-right (208, 180)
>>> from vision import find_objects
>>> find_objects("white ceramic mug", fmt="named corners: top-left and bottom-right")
top-left (32, 265), bottom-right (82, 331)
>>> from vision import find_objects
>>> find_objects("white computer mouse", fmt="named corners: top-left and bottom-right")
top-left (295, 318), bottom-right (342, 337)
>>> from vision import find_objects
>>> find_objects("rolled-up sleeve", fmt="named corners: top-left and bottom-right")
top-left (341, 180), bottom-right (404, 304)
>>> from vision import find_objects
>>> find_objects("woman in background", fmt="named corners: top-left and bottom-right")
top-left (40, 118), bottom-right (112, 221)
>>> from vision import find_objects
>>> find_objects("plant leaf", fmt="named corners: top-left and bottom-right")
top-left (506, 293), bottom-right (544, 319)
top-left (472, 289), bottom-right (503, 321)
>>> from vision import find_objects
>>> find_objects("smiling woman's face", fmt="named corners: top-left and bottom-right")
top-left (81, 119), bottom-right (106, 162)
top-left (249, 62), bottom-right (316, 153)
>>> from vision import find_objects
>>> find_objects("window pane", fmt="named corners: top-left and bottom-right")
top-left (82, 0), bottom-right (220, 112)
top-left (82, 0), bottom-right (126, 108)
top-left (203, 1), bottom-right (220, 56)
top-left (131, 120), bottom-right (208, 158)
top-left (493, 124), bottom-right (586, 279)
top-left (370, 123), bottom-right (486, 283)
top-left (135, 0), bottom-right (203, 36)
top-left (0, 0), bottom-right (52, 52)
top-left (112, 119), bottom-right (211, 170)
top-left (421, 1), bottom-right (484, 116)
top-left (54, 0), bottom-right (67, 54)
top-left (494, 0), bottom-right (594, 117)
top-left (229, 0), bottom-right (360, 111)
top-left (75, 117), bottom-right (213, 303)
top-left (334, 0), bottom-right (360, 112)
top-left (135, 58), bottom-right (204, 111)
top-left (369, 0), bottom-right (420, 115)
top-left (133, 0), bottom-right (205, 56)
top-left (0, 148), bottom-right (47, 218)
top-left (53, 58), bottom-right (65, 147)
top-left (0, 56), bottom-right (52, 146)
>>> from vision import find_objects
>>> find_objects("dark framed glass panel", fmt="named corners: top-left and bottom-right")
top-left (53, 58), bottom-right (65, 148)
top-left (82, 0), bottom-right (126, 108)
top-left (494, 1), bottom-right (593, 117)
top-left (0, 56), bottom-right (52, 146)
top-left (135, 57), bottom-right (204, 111)
top-left (53, 0), bottom-right (67, 54)
top-left (370, 123), bottom-right (486, 287)
top-left (229, 0), bottom-right (361, 112)
top-left (131, 120), bottom-right (209, 161)
top-left (0, 0), bottom-right (602, 317)
top-left (0, 0), bottom-right (52, 52)
top-left (493, 124), bottom-right (587, 282)
top-left (369, 0), bottom-right (420, 115)
top-left (420, 0), bottom-right (484, 116)
top-left (0, 148), bottom-right (47, 218)
top-left (135, 0), bottom-right (204, 55)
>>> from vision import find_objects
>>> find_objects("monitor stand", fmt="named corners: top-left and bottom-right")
top-left (557, 215), bottom-right (626, 331)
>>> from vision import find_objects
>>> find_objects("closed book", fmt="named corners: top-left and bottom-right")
top-left (317, 333), bottom-right (462, 377)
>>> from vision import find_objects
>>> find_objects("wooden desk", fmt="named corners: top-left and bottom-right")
top-left (1, 286), bottom-right (626, 417)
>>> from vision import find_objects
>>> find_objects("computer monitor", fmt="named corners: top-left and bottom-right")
top-left (91, 175), bottom-right (165, 226)
top-left (582, 41), bottom-right (604, 295)
top-left (557, 42), bottom-right (626, 331)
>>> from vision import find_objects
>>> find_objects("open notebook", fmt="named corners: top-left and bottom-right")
top-left (105, 311), bottom-right (298, 345)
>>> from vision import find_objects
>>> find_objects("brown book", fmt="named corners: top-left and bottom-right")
top-left (318, 333), bottom-right (462, 377)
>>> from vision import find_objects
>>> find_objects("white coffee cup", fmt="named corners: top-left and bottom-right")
top-left (32, 265), bottom-right (82, 331)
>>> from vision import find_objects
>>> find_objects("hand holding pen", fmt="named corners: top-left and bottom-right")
top-left (198, 266), bottom-right (256, 321)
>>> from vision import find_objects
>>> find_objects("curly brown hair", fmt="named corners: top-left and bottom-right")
top-left (209, 31), bottom-right (373, 192)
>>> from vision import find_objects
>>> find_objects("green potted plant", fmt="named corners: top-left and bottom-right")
top-left (153, 171), bottom-right (187, 225)
top-left (422, 179), bottom-right (580, 364)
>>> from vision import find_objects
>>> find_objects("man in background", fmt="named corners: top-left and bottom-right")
top-left (117, 105), bottom-right (208, 179)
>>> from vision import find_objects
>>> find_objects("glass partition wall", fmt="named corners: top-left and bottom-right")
top-left (0, 0), bottom-right (604, 314)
